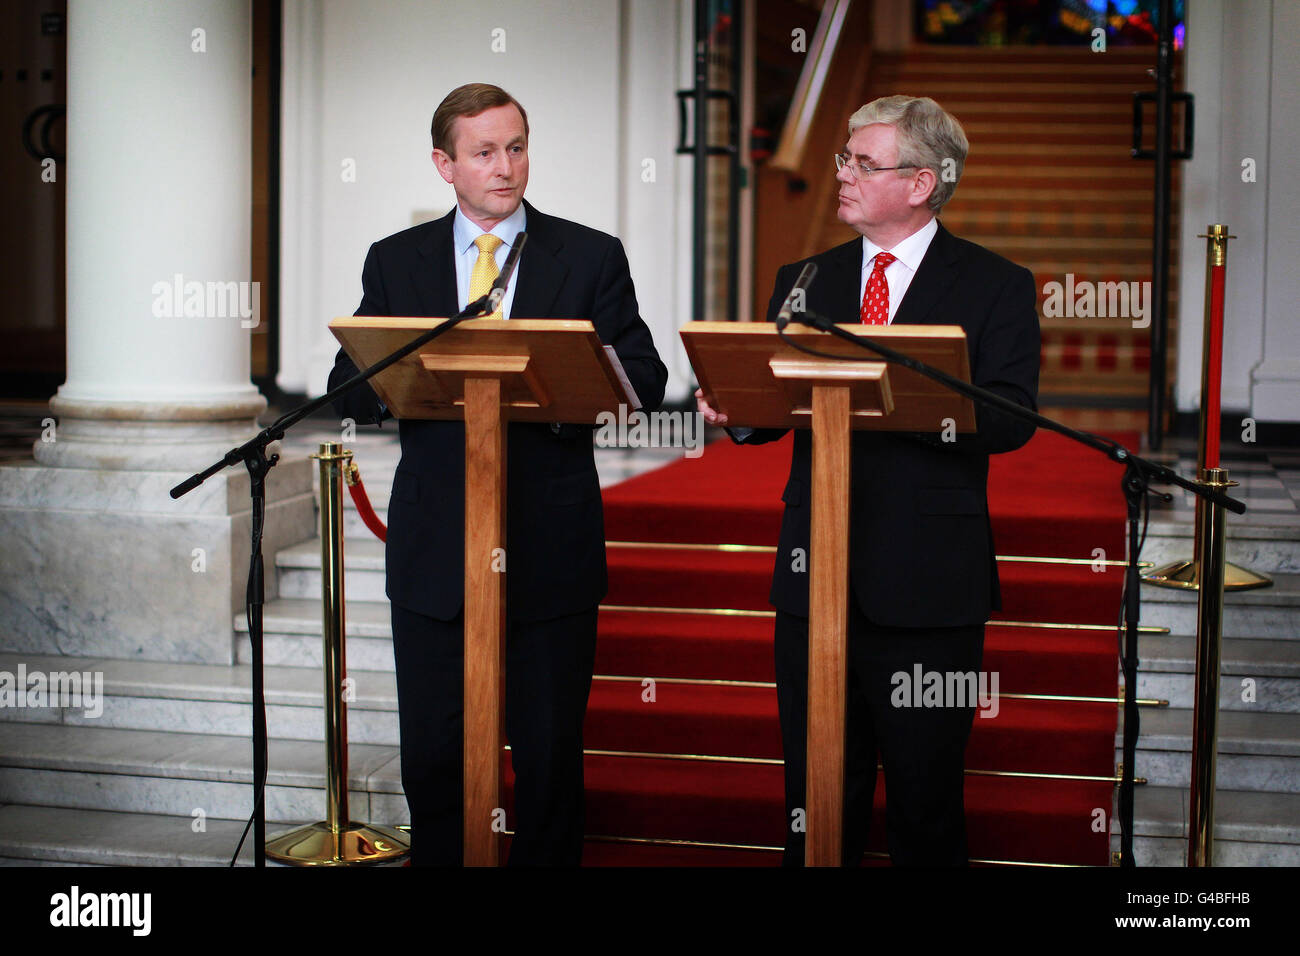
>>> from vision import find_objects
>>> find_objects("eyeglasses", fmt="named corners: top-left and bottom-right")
top-left (834, 152), bottom-right (916, 180)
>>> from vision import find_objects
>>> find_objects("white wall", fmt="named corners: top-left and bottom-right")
top-left (279, 0), bottom-right (693, 403)
top-left (1253, 0), bottom-right (1300, 422)
top-left (1179, 0), bottom-right (1300, 424)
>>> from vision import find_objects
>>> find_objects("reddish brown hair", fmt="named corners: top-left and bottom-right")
top-left (431, 83), bottom-right (529, 158)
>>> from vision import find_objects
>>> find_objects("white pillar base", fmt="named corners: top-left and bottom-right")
top-left (0, 457), bottom-right (315, 665)
top-left (34, 394), bottom-right (267, 472)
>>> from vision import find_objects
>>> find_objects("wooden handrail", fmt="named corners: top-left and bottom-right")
top-left (770, 0), bottom-right (855, 172)
top-left (752, 0), bottom-right (872, 315)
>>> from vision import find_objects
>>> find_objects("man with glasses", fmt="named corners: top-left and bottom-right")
top-left (698, 95), bottom-right (1040, 865)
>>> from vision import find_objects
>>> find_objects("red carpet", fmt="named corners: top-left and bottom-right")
top-left (570, 428), bottom-right (1130, 866)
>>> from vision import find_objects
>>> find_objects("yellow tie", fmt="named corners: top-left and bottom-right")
top-left (469, 234), bottom-right (505, 318)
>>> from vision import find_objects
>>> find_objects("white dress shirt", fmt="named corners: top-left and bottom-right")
top-left (452, 202), bottom-right (527, 317)
top-left (860, 216), bottom-right (938, 323)
top-left (726, 218), bottom-right (940, 441)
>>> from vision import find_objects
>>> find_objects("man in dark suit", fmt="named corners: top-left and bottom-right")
top-left (330, 83), bottom-right (667, 866)
top-left (698, 95), bottom-right (1040, 865)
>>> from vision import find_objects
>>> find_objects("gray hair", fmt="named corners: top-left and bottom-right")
top-left (847, 96), bottom-right (969, 212)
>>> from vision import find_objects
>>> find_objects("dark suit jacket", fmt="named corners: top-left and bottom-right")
top-left (329, 201), bottom-right (667, 622)
top-left (747, 222), bottom-right (1040, 628)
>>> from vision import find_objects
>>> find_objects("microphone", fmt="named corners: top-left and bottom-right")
top-left (486, 231), bottom-right (527, 315)
top-left (776, 262), bottom-right (817, 330)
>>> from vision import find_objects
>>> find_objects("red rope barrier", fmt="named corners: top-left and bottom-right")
top-left (345, 463), bottom-right (388, 542)
top-left (1203, 262), bottom-right (1226, 469)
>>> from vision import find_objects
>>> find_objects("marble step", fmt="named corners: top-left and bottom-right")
top-left (0, 805), bottom-right (259, 866)
top-left (342, 505), bottom-right (390, 540)
top-left (277, 536), bottom-right (1300, 640)
top-left (1, 745), bottom-right (1296, 867)
top-left (235, 598), bottom-right (397, 672)
top-left (1137, 572), bottom-right (1300, 638)
top-left (0, 650), bottom-right (401, 747)
top-left (239, 601), bottom-right (1300, 719)
top-left (4, 649), bottom-right (1131, 768)
top-left (277, 538), bottom-right (387, 602)
top-left (0, 648), bottom-right (1145, 761)
top-left (1141, 519), bottom-right (1300, 577)
top-left (1136, 635), bottom-right (1300, 713)
top-left (6, 649), bottom-right (1294, 799)
top-left (0, 722), bottom-right (407, 827)
top-left (1110, 785), bottom-right (1300, 866)
top-left (1, 788), bottom-right (1295, 867)
top-left (1115, 707), bottom-right (1300, 793)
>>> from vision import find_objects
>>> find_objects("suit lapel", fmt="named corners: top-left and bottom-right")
top-left (893, 221), bottom-right (962, 326)
top-left (414, 210), bottom-right (460, 317)
top-left (821, 239), bottom-right (863, 323)
top-left (511, 200), bottom-right (568, 319)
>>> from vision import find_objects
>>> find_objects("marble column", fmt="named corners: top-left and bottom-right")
top-left (0, 0), bottom-right (315, 664)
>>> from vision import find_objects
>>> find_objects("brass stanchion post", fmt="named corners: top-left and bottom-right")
top-left (266, 442), bottom-right (410, 865)
top-left (1187, 466), bottom-right (1233, 866)
top-left (1142, 224), bottom-right (1264, 864)
top-left (1146, 225), bottom-right (1270, 591)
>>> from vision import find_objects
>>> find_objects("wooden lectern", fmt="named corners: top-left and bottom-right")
top-left (681, 321), bottom-right (976, 867)
top-left (330, 317), bottom-right (636, 866)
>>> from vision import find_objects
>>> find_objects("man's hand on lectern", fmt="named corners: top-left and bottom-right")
top-left (695, 388), bottom-right (729, 427)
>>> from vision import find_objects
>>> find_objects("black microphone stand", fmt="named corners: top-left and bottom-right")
top-left (170, 235), bottom-right (527, 867)
top-left (785, 310), bottom-right (1245, 867)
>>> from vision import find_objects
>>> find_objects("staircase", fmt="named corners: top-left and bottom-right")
top-left (1, 426), bottom-right (1297, 866)
top-left (1119, 444), bottom-right (1300, 865)
top-left (815, 45), bottom-right (1181, 405)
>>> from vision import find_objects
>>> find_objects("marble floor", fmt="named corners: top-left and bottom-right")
top-left (1140, 440), bottom-right (1300, 529)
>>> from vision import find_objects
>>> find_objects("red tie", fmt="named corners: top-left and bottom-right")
top-left (860, 251), bottom-right (896, 325)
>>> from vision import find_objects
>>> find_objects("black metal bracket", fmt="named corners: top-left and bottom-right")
top-left (676, 88), bottom-right (739, 156)
top-left (1131, 90), bottom-right (1194, 160)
